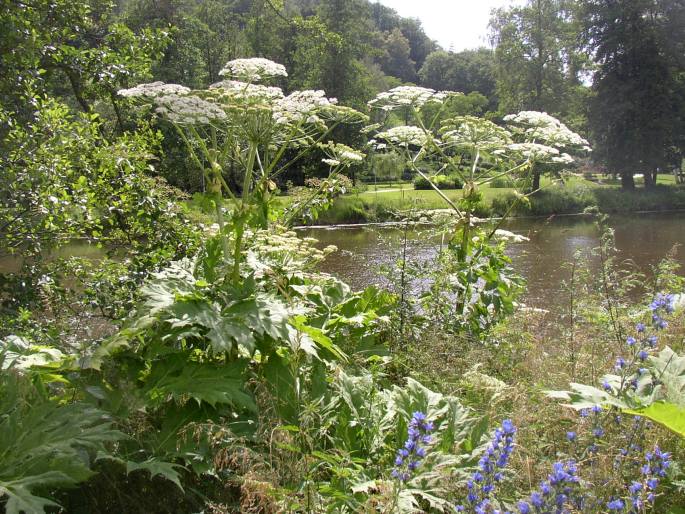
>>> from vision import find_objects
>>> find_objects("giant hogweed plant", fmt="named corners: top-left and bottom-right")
top-left (119, 58), bottom-right (368, 282)
top-left (365, 88), bottom-right (590, 337)
top-left (80, 227), bottom-right (394, 479)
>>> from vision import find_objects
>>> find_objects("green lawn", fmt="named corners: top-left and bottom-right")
top-left (186, 173), bottom-right (685, 225)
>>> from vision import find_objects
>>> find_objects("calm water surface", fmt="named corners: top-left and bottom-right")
top-left (300, 213), bottom-right (685, 309)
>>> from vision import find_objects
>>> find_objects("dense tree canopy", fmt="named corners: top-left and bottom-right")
top-left (580, 0), bottom-right (685, 188)
top-left (418, 48), bottom-right (498, 110)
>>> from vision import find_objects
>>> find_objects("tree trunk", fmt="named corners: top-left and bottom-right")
top-left (621, 172), bottom-right (635, 190)
top-left (532, 170), bottom-right (541, 191)
top-left (644, 169), bottom-right (657, 189)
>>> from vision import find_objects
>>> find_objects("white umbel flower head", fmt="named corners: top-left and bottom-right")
top-left (507, 142), bottom-right (560, 159)
top-left (155, 95), bottom-right (227, 124)
top-left (319, 141), bottom-right (365, 166)
top-left (219, 58), bottom-right (288, 82)
top-left (375, 125), bottom-right (433, 148)
top-left (369, 86), bottom-right (460, 111)
top-left (210, 80), bottom-right (284, 102)
top-left (118, 82), bottom-right (191, 98)
top-left (441, 116), bottom-right (512, 150)
top-left (551, 153), bottom-right (575, 165)
top-left (273, 90), bottom-right (337, 124)
top-left (504, 111), bottom-right (590, 149)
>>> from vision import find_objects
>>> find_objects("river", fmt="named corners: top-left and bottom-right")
top-left (300, 212), bottom-right (685, 309)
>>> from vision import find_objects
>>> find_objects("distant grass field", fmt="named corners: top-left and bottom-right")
top-left (185, 173), bottom-right (685, 226)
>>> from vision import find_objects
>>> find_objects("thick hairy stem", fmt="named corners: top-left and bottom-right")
top-left (209, 167), bottom-right (231, 265)
top-left (231, 144), bottom-right (258, 283)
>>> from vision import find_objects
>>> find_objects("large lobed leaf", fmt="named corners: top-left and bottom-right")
top-left (0, 373), bottom-right (124, 514)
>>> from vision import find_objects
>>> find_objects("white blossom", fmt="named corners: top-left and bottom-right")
top-left (375, 125), bottom-right (434, 148)
top-left (368, 86), bottom-right (460, 110)
top-left (155, 94), bottom-right (227, 124)
top-left (210, 80), bottom-right (284, 102)
top-left (441, 116), bottom-right (512, 150)
top-left (219, 58), bottom-right (287, 82)
top-left (504, 110), bottom-right (590, 148)
top-left (322, 158), bottom-right (341, 167)
top-left (507, 142), bottom-right (560, 159)
top-left (319, 142), bottom-right (366, 166)
top-left (118, 82), bottom-right (191, 98)
top-left (273, 90), bottom-right (337, 124)
top-left (551, 153), bottom-right (575, 165)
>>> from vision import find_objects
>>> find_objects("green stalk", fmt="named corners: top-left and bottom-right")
top-left (231, 143), bottom-right (258, 283)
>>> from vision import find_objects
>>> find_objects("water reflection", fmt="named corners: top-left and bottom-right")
top-left (301, 213), bottom-right (685, 309)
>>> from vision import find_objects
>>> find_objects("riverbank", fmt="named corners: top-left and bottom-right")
top-left (308, 180), bottom-right (685, 225)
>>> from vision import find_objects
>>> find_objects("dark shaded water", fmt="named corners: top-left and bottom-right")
top-left (300, 213), bottom-right (685, 309)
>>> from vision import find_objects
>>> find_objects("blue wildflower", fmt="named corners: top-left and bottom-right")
top-left (627, 445), bottom-right (671, 509)
top-left (457, 420), bottom-right (516, 513)
top-left (392, 411), bottom-right (433, 482)
top-left (520, 461), bottom-right (580, 513)
top-left (607, 498), bottom-right (624, 510)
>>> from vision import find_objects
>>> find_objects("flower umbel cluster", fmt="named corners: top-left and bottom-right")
top-left (440, 116), bottom-right (512, 151)
top-left (375, 125), bottom-right (434, 148)
top-left (218, 57), bottom-right (287, 82)
top-left (391, 411), bottom-right (434, 482)
top-left (118, 81), bottom-right (191, 98)
top-left (154, 94), bottom-right (227, 124)
top-left (368, 86), bottom-right (457, 110)
top-left (506, 142), bottom-right (561, 161)
top-left (273, 90), bottom-right (337, 125)
top-left (319, 142), bottom-right (365, 168)
top-left (210, 79), bottom-right (285, 103)
top-left (503, 111), bottom-right (590, 150)
top-left (518, 460), bottom-right (581, 513)
top-left (456, 419), bottom-right (516, 513)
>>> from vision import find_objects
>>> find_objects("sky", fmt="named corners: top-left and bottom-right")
top-left (376, 0), bottom-right (525, 52)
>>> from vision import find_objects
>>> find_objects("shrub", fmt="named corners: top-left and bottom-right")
top-left (488, 176), bottom-right (516, 188)
top-left (414, 174), bottom-right (464, 190)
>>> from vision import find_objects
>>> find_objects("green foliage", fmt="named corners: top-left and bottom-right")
top-left (418, 229), bottom-right (525, 338)
top-left (582, 0), bottom-right (685, 187)
top-left (0, 352), bottom-right (123, 513)
top-left (548, 345), bottom-right (685, 438)
top-left (414, 173), bottom-right (464, 190)
top-left (297, 369), bottom-right (480, 512)
top-left (419, 49), bottom-right (498, 111)
top-left (489, 0), bottom-right (586, 120)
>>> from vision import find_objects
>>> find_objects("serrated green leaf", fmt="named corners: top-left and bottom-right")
top-left (1, 473), bottom-right (64, 514)
top-left (145, 357), bottom-right (255, 411)
top-left (126, 459), bottom-right (185, 492)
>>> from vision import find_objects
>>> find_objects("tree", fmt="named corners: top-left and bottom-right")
top-left (419, 49), bottom-right (498, 109)
top-left (378, 28), bottom-right (416, 82)
top-left (1, 0), bottom-right (166, 129)
top-left (489, 0), bottom-right (581, 115)
top-left (315, 0), bottom-right (373, 106)
top-left (581, 0), bottom-right (685, 189)
top-left (489, 0), bottom-right (587, 189)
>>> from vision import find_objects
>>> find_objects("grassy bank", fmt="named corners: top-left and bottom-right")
top-left (308, 177), bottom-right (685, 225)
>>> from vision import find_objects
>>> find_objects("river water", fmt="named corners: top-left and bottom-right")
top-left (300, 213), bottom-right (685, 309)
